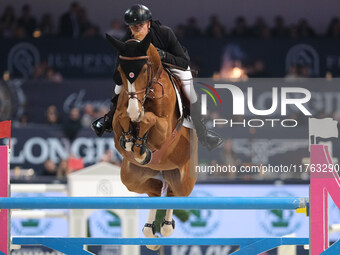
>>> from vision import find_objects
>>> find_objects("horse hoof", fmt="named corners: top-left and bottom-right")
top-left (119, 136), bottom-right (126, 150)
top-left (143, 222), bottom-right (161, 250)
top-left (146, 245), bottom-right (161, 251)
top-left (142, 222), bottom-right (156, 237)
top-left (145, 234), bottom-right (160, 251)
top-left (161, 219), bottom-right (175, 237)
top-left (146, 239), bottom-right (161, 251)
top-left (125, 142), bottom-right (133, 152)
top-left (140, 147), bottom-right (152, 165)
top-left (120, 136), bottom-right (133, 152)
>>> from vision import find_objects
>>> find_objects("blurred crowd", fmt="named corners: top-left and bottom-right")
top-left (39, 149), bottom-right (121, 179)
top-left (20, 103), bottom-right (110, 139)
top-left (1, 3), bottom-right (340, 39)
top-left (175, 15), bottom-right (340, 39)
top-left (0, 3), bottom-right (102, 39)
top-left (2, 2), bottom-right (339, 80)
top-left (17, 102), bottom-right (122, 178)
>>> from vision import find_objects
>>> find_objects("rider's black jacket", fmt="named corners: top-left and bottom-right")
top-left (113, 20), bottom-right (190, 85)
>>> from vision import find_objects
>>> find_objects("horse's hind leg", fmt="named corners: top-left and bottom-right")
top-left (120, 159), bottom-right (163, 196)
top-left (120, 159), bottom-right (162, 250)
top-left (159, 184), bottom-right (176, 237)
top-left (161, 164), bottom-right (197, 237)
top-left (160, 208), bottom-right (175, 237)
top-left (163, 165), bottom-right (197, 197)
top-left (142, 209), bottom-right (161, 250)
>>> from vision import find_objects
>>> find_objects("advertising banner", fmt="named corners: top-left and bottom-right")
top-left (2, 38), bottom-right (340, 78)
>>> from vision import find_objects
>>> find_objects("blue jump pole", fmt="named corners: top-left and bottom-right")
top-left (0, 197), bottom-right (307, 210)
top-left (12, 237), bottom-right (310, 255)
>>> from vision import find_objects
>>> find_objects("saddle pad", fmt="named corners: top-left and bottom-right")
top-left (165, 68), bottom-right (193, 129)
top-left (168, 72), bottom-right (183, 119)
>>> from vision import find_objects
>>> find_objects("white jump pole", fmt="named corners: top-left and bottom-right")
top-left (11, 210), bottom-right (67, 219)
top-left (11, 184), bottom-right (67, 193)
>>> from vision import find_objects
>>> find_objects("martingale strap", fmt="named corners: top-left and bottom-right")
top-left (148, 117), bottom-right (183, 165)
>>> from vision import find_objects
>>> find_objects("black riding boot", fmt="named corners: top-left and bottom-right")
top-left (191, 101), bottom-right (223, 151)
top-left (91, 93), bottom-right (119, 137)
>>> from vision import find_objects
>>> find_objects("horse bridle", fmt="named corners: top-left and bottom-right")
top-left (119, 54), bottom-right (164, 110)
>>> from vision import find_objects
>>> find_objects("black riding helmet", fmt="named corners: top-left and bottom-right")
top-left (124, 4), bottom-right (152, 25)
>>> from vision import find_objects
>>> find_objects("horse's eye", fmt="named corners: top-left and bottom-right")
top-left (143, 67), bottom-right (147, 73)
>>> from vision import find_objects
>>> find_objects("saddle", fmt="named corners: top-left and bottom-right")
top-left (164, 68), bottom-right (190, 119)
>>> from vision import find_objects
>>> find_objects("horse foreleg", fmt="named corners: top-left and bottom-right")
top-left (133, 112), bottom-right (157, 165)
top-left (143, 209), bottom-right (161, 250)
top-left (161, 209), bottom-right (175, 237)
top-left (117, 116), bottom-right (134, 152)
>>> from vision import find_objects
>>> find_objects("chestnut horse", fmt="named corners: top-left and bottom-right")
top-left (106, 33), bottom-right (197, 250)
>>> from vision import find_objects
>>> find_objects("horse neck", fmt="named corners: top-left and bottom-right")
top-left (147, 45), bottom-right (163, 78)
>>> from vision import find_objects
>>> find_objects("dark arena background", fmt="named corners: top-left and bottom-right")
top-left (1, 0), bottom-right (340, 254)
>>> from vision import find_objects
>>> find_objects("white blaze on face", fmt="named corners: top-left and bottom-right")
top-left (126, 80), bottom-right (140, 121)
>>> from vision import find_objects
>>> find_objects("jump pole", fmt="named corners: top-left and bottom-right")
top-left (0, 196), bottom-right (307, 210)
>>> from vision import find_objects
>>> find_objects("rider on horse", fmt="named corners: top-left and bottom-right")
top-left (92, 4), bottom-right (223, 151)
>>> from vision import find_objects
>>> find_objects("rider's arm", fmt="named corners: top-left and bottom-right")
top-left (162, 26), bottom-right (189, 69)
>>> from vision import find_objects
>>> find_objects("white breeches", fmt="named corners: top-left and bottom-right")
top-left (170, 66), bottom-right (197, 103)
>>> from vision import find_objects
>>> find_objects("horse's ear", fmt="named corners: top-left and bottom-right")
top-left (106, 33), bottom-right (126, 53)
top-left (138, 32), bottom-right (151, 53)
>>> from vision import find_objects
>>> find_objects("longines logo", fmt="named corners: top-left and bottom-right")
top-left (200, 84), bottom-right (312, 128)
top-left (286, 44), bottom-right (320, 77)
top-left (8, 42), bottom-right (40, 78)
top-left (96, 179), bottom-right (113, 196)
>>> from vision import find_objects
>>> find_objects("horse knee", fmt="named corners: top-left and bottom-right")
top-left (166, 178), bottom-right (195, 197)
top-left (121, 174), bottom-right (163, 196)
top-left (120, 176), bottom-right (136, 193)
top-left (176, 188), bottom-right (192, 197)
top-left (120, 170), bottom-right (143, 193)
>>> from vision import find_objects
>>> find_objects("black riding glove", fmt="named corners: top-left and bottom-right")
top-left (156, 48), bottom-right (166, 60)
